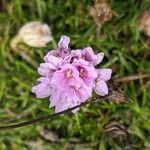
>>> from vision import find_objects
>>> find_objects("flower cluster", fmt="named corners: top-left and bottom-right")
top-left (32, 36), bottom-right (112, 113)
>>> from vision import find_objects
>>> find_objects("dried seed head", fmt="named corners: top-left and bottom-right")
top-left (108, 90), bottom-right (130, 104)
top-left (89, 0), bottom-right (113, 27)
top-left (139, 10), bottom-right (150, 37)
top-left (18, 21), bottom-right (53, 47)
top-left (107, 79), bottom-right (132, 104)
top-left (105, 122), bottom-right (129, 138)
top-left (10, 21), bottom-right (52, 67)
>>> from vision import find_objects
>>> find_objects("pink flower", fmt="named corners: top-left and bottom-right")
top-left (51, 64), bottom-right (82, 91)
top-left (54, 84), bottom-right (91, 113)
top-left (38, 55), bottom-right (62, 78)
top-left (64, 50), bottom-right (82, 63)
top-left (49, 79), bottom-right (92, 113)
top-left (81, 47), bottom-right (104, 66)
top-left (73, 59), bottom-right (98, 86)
top-left (32, 35), bottom-right (112, 113)
top-left (93, 69), bottom-right (112, 96)
top-left (44, 35), bottom-right (70, 59)
top-left (49, 63), bottom-right (92, 112)
top-left (32, 77), bottom-right (52, 98)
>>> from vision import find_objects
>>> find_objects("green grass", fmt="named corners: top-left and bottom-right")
top-left (0, 0), bottom-right (150, 149)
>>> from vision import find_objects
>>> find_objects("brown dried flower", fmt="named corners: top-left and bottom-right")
top-left (105, 121), bottom-right (129, 138)
top-left (18, 21), bottom-right (52, 47)
top-left (108, 90), bottom-right (130, 104)
top-left (139, 10), bottom-right (150, 37)
top-left (107, 80), bottom-right (132, 104)
top-left (11, 21), bottom-right (52, 49)
top-left (89, 0), bottom-right (113, 27)
top-left (10, 21), bottom-right (52, 67)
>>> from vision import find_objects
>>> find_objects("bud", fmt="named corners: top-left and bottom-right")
top-left (89, 0), bottom-right (113, 27)
top-left (139, 10), bottom-right (150, 37)
top-left (18, 21), bottom-right (53, 47)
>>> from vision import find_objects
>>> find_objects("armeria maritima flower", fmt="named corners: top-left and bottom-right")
top-left (32, 35), bottom-right (112, 113)
top-left (10, 21), bottom-right (52, 48)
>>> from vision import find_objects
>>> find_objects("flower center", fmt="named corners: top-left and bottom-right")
top-left (79, 68), bottom-right (85, 76)
top-left (82, 56), bottom-right (86, 60)
top-left (96, 78), bottom-right (101, 84)
top-left (66, 69), bottom-right (73, 78)
top-left (75, 85), bottom-right (82, 90)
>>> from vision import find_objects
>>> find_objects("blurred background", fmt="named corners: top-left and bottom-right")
top-left (0, 0), bottom-right (150, 149)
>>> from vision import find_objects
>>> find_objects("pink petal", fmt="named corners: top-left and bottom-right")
top-left (82, 47), bottom-right (104, 66)
top-left (45, 50), bottom-right (61, 58)
top-left (38, 63), bottom-right (56, 77)
top-left (37, 77), bottom-right (51, 83)
top-left (77, 58), bottom-right (89, 65)
top-left (58, 35), bottom-right (70, 48)
top-left (83, 47), bottom-right (94, 55)
top-left (55, 98), bottom-right (69, 113)
top-left (31, 82), bottom-right (52, 98)
top-left (44, 54), bottom-right (62, 66)
top-left (55, 96), bottom-right (80, 113)
top-left (98, 69), bottom-right (112, 81)
top-left (51, 70), bottom-right (66, 90)
top-left (94, 80), bottom-right (108, 96)
top-left (75, 85), bottom-right (92, 102)
top-left (94, 52), bottom-right (104, 65)
top-left (82, 47), bottom-right (95, 62)
top-left (66, 97), bottom-right (80, 113)
top-left (64, 50), bottom-right (82, 63)
top-left (73, 59), bottom-right (98, 86)
top-left (49, 89), bottom-right (61, 107)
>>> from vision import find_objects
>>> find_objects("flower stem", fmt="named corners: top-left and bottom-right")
top-left (10, 35), bottom-right (38, 68)
top-left (0, 95), bottom-right (108, 130)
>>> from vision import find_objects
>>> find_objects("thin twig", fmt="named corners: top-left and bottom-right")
top-left (116, 74), bottom-right (150, 83)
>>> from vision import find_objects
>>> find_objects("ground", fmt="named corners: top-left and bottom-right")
top-left (0, 0), bottom-right (150, 150)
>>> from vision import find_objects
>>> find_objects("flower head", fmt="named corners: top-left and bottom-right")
top-left (139, 10), bottom-right (150, 37)
top-left (89, 0), bottom-right (113, 27)
top-left (32, 35), bottom-right (112, 113)
top-left (19, 21), bottom-right (52, 47)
